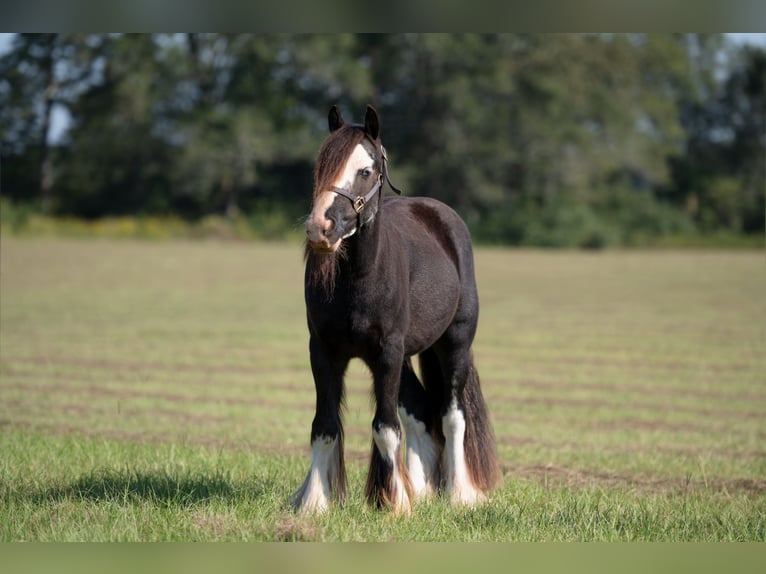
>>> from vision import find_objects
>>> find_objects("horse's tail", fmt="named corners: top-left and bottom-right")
top-left (462, 360), bottom-right (502, 492)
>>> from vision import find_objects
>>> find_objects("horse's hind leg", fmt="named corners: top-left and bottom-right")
top-left (365, 341), bottom-right (414, 514)
top-left (438, 345), bottom-right (501, 505)
top-left (293, 338), bottom-right (347, 514)
top-left (398, 357), bottom-right (440, 501)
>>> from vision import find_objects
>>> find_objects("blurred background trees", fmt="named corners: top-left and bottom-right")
top-left (1, 33), bottom-right (763, 246)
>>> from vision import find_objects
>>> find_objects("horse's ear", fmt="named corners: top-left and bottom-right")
top-left (328, 106), bottom-right (344, 132)
top-left (364, 105), bottom-right (380, 140)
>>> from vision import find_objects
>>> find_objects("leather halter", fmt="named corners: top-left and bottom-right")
top-left (328, 145), bottom-right (402, 230)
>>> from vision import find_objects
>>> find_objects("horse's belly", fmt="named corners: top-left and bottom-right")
top-left (404, 267), bottom-right (461, 355)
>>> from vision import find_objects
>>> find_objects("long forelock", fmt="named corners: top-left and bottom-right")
top-left (313, 126), bottom-right (368, 199)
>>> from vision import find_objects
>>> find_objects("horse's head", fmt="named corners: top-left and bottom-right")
top-left (306, 105), bottom-right (385, 254)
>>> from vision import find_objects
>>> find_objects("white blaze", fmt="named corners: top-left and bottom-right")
top-left (308, 143), bottom-right (374, 251)
top-left (332, 143), bottom-right (374, 191)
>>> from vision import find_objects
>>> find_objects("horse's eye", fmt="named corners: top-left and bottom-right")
top-left (359, 168), bottom-right (372, 178)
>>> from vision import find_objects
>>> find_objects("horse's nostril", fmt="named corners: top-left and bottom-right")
top-left (323, 218), bottom-right (336, 236)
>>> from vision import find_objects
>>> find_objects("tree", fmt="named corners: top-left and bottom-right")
top-left (672, 41), bottom-right (766, 233)
top-left (361, 34), bottom-right (700, 245)
top-left (51, 35), bottom-right (174, 216)
top-left (1, 33), bottom-right (760, 245)
top-left (724, 46), bottom-right (766, 233)
top-left (170, 34), bottom-right (375, 218)
top-left (0, 33), bottom-right (101, 210)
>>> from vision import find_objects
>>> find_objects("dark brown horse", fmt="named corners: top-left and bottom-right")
top-left (294, 105), bottom-right (500, 514)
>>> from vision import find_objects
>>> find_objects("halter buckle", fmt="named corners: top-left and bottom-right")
top-left (352, 196), bottom-right (365, 213)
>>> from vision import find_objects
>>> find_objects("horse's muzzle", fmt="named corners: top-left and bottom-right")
top-left (306, 217), bottom-right (341, 253)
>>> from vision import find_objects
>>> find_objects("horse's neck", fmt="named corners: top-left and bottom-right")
top-left (344, 213), bottom-right (383, 279)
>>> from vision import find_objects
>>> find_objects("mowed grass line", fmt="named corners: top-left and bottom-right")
top-left (1, 238), bottom-right (764, 541)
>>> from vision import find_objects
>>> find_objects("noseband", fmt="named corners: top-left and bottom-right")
top-left (328, 145), bottom-right (403, 230)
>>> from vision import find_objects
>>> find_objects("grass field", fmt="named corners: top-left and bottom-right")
top-left (1, 237), bottom-right (764, 541)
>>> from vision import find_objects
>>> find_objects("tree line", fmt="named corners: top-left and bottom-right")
top-left (1, 34), bottom-right (764, 246)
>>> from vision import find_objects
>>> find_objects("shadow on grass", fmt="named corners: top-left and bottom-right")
top-left (31, 468), bottom-right (273, 506)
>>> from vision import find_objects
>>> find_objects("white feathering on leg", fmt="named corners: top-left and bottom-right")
top-left (398, 407), bottom-right (439, 500)
top-left (372, 425), bottom-right (412, 514)
top-left (442, 399), bottom-right (486, 505)
top-left (295, 435), bottom-right (339, 514)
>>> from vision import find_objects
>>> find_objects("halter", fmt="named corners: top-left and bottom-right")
top-left (328, 145), bottom-right (403, 230)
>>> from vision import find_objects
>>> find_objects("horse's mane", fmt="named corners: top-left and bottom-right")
top-left (306, 125), bottom-right (367, 297)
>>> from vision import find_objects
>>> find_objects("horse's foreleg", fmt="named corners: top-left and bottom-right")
top-left (398, 358), bottom-right (440, 501)
top-left (365, 341), bottom-right (414, 514)
top-left (293, 339), bottom-right (347, 514)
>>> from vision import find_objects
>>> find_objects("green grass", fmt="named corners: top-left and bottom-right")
top-left (1, 238), bottom-right (765, 541)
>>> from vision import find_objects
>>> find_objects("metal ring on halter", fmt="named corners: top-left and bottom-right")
top-left (329, 174), bottom-right (382, 229)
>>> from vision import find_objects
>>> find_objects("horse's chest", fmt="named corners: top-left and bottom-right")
top-left (348, 306), bottom-right (382, 340)
top-left (309, 293), bottom-right (389, 352)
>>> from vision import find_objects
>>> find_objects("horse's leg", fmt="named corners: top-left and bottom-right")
top-left (365, 340), bottom-right (414, 514)
top-left (398, 357), bottom-right (440, 501)
top-left (293, 337), bottom-right (348, 514)
top-left (438, 341), bottom-right (501, 506)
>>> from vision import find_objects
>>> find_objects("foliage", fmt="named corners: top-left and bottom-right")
top-left (1, 34), bottom-right (764, 246)
top-left (0, 197), bottom-right (304, 242)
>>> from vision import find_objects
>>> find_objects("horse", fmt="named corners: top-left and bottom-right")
top-left (294, 105), bottom-right (501, 514)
